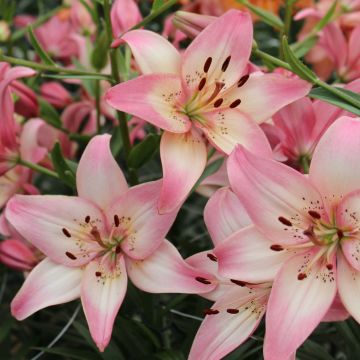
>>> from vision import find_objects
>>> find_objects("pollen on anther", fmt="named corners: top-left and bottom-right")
top-left (65, 251), bottom-right (77, 260)
top-left (229, 99), bottom-right (241, 108)
top-left (298, 273), bottom-right (307, 280)
top-left (270, 244), bottom-right (284, 251)
top-left (62, 228), bottom-right (71, 237)
top-left (195, 276), bottom-right (212, 285)
top-left (204, 57), bottom-right (212, 73)
top-left (230, 279), bottom-right (246, 286)
top-left (308, 210), bottom-right (321, 219)
top-left (278, 216), bottom-right (292, 226)
top-left (214, 98), bottom-right (223, 108)
top-left (198, 77), bottom-right (206, 91)
top-left (227, 308), bottom-right (239, 314)
top-left (203, 308), bottom-right (219, 315)
top-left (114, 214), bottom-right (120, 227)
top-left (221, 55), bottom-right (231, 72)
top-left (85, 215), bottom-right (91, 223)
top-left (238, 74), bottom-right (249, 87)
top-left (95, 271), bottom-right (102, 277)
top-left (207, 253), bottom-right (218, 262)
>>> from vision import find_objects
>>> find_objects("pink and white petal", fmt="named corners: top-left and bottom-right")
top-left (126, 240), bottom-right (216, 294)
top-left (337, 251), bottom-right (360, 323)
top-left (186, 251), bottom-right (228, 301)
top-left (231, 73), bottom-right (311, 124)
top-left (158, 130), bottom-right (207, 214)
top-left (189, 286), bottom-right (268, 360)
top-left (81, 256), bottom-right (127, 352)
top-left (348, 25), bottom-right (360, 71)
top-left (198, 109), bottom-right (272, 156)
top-left (77, 134), bottom-right (128, 210)
top-left (108, 180), bottom-right (178, 260)
top-left (204, 187), bottom-right (251, 246)
top-left (117, 30), bottom-right (181, 75)
top-left (5, 195), bottom-right (105, 267)
top-left (111, 0), bottom-right (142, 38)
top-left (215, 225), bottom-right (294, 283)
top-left (322, 293), bottom-right (349, 322)
top-left (264, 250), bottom-right (337, 360)
top-left (11, 258), bottom-right (82, 320)
top-left (227, 146), bottom-right (324, 245)
top-left (310, 116), bottom-right (360, 210)
top-left (337, 190), bottom-right (360, 271)
top-left (105, 74), bottom-right (190, 133)
top-left (182, 10), bottom-right (253, 95)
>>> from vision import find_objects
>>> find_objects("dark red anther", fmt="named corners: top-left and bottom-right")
top-left (237, 74), bottom-right (249, 87)
top-left (95, 271), bottom-right (102, 277)
top-left (62, 228), bottom-right (71, 237)
top-left (278, 216), bottom-right (292, 226)
top-left (198, 77), bottom-right (207, 91)
top-left (85, 215), bottom-right (91, 223)
top-left (204, 57), bottom-right (212, 73)
top-left (308, 210), bottom-right (321, 219)
top-left (65, 251), bottom-right (77, 260)
top-left (203, 308), bottom-right (219, 315)
top-left (221, 55), bottom-right (231, 72)
top-left (114, 214), bottom-right (120, 227)
top-left (115, 245), bottom-right (121, 254)
top-left (230, 279), bottom-right (246, 286)
top-left (195, 276), bottom-right (212, 285)
top-left (227, 308), bottom-right (239, 314)
top-left (337, 229), bottom-right (344, 240)
top-left (270, 244), bottom-right (284, 251)
top-left (214, 98), bottom-right (223, 108)
top-left (326, 264), bottom-right (333, 270)
top-left (229, 99), bottom-right (241, 108)
top-left (297, 273), bottom-right (307, 280)
top-left (207, 253), bottom-right (218, 262)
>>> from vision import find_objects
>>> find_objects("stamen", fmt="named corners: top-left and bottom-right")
top-left (85, 215), bottom-right (91, 223)
top-left (221, 55), bottom-right (231, 72)
top-left (91, 226), bottom-right (106, 248)
top-left (326, 264), bottom-right (333, 270)
top-left (308, 210), bottom-right (321, 219)
top-left (337, 229), bottom-right (344, 240)
top-left (297, 273), bottom-right (307, 280)
top-left (95, 271), bottom-right (102, 277)
top-left (65, 251), bottom-right (77, 260)
top-left (204, 57), bottom-right (212, 73)
top-left (205, 81), bottom-right (225, 105)
top-left (195, 276), bottom-right (212, 285)
top-left (62, 228), bottom-right (71, 237)
top-left (270, 244), bottom-right (284, 251)
top-left (278, 216), bottom-right (292, 227)
top-left (229, 99), bottom-right (241, 108)
top-left (207, 253), bottom-right (218, 262)
top-left (114, 214), bottom-right (120, 227)
top-left (198, 77), bottom-right (206, 91)
top-left (227, 308), bottom-right (239, 314)
top-left (203, 309), bottom-right (219, 315)
top-left (115, 245), bottom-right (121, 254)
top-left (238, 74), bottom-right (249, 87)
top-left (230, 279), bottom-right (246, 286)
top-left (214, 98), bottom-right (223, 108)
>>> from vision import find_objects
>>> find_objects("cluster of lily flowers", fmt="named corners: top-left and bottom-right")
top-left (1, 0), bottom-right (360, 359)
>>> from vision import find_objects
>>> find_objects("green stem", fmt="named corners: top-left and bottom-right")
top-left (19, 159), bottom-right (59, 179)
top-left (279, 0), bottom-right (293, 59)
top-left (252, 46), bottom-right (292, 71)
top-left (11, 6), bottom-right (67, 42)
top-left (0, 53), bottom-right (111, 80)
top-left (300, 156), bottom-right (310, 174)
top-left (95, 80), bottom-right (101, 133)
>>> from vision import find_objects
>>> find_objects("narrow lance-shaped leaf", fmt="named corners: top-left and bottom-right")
top-left (38, 98), bottom-right (62, 129)
top-left (51, 143), bottom-right (77, 188)
top-left (128, 134), bottom-right (160, 169)
top-left (28, 26), bottom-right (57, 66)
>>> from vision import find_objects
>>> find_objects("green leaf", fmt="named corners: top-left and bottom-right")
top-left (38, 97), bottom-right (62, 129)
top-left (151, 0), bottom-right (165, 12)
top-left (41, 73), bottom-right (110, 81)
top-left (192, 157), bottom-right (224, 192)
top-left (91, 30), bottom-right (109, 71)
top-left (51, 143), bottom-right (77, 188)
top-left (309, 87), bottom-right (360, 116)
top-left (31, 347), bottom-right (99, 360)
top-left (28, 26), bottom-right (56, 66)
top-left (110, 126), bottom-right (123, 157)
top-left (128, 134), bottom-right (160, 169)
top-left (291, 35), bottom-right (318, 58)
top-left (236, 0), bottom-right (284, 30)
top-left (282, 36), bottom-right (317, 82)
top-left (313, 0), bottom-right (337, 33)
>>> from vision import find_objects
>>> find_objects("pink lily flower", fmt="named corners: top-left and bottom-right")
top-left (5, 134), bottom-right (215, 352)
top-left (111, 0), bottom-right (142, 38)
top-left (40, 82), bottom-right (73, 109)
top-left (106, 10), bottom-right (311, 213)
top-left (227, 116), bottom-right (360, 359)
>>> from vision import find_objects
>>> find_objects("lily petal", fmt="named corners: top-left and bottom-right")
top-left (126, 240), bottom-right (216, 294)
top-left (158, 130), bottom-right (207, 214)
top-left (105, 74), bottom-right (190, 133)
top-left (77, 134), bottom-right (128, 210)
top-left (81, 255), bottom-right (127, 352)
top-left (204, 187), bottom-right (251, 246)
top-left (6, 195), bottom-right (105, 267)
top-left (264, 250), bottom-right (337, 360)
top-left (227, 146), bottom-right (324, 245)
top-left (11, 258), bottom-right (82, 320)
